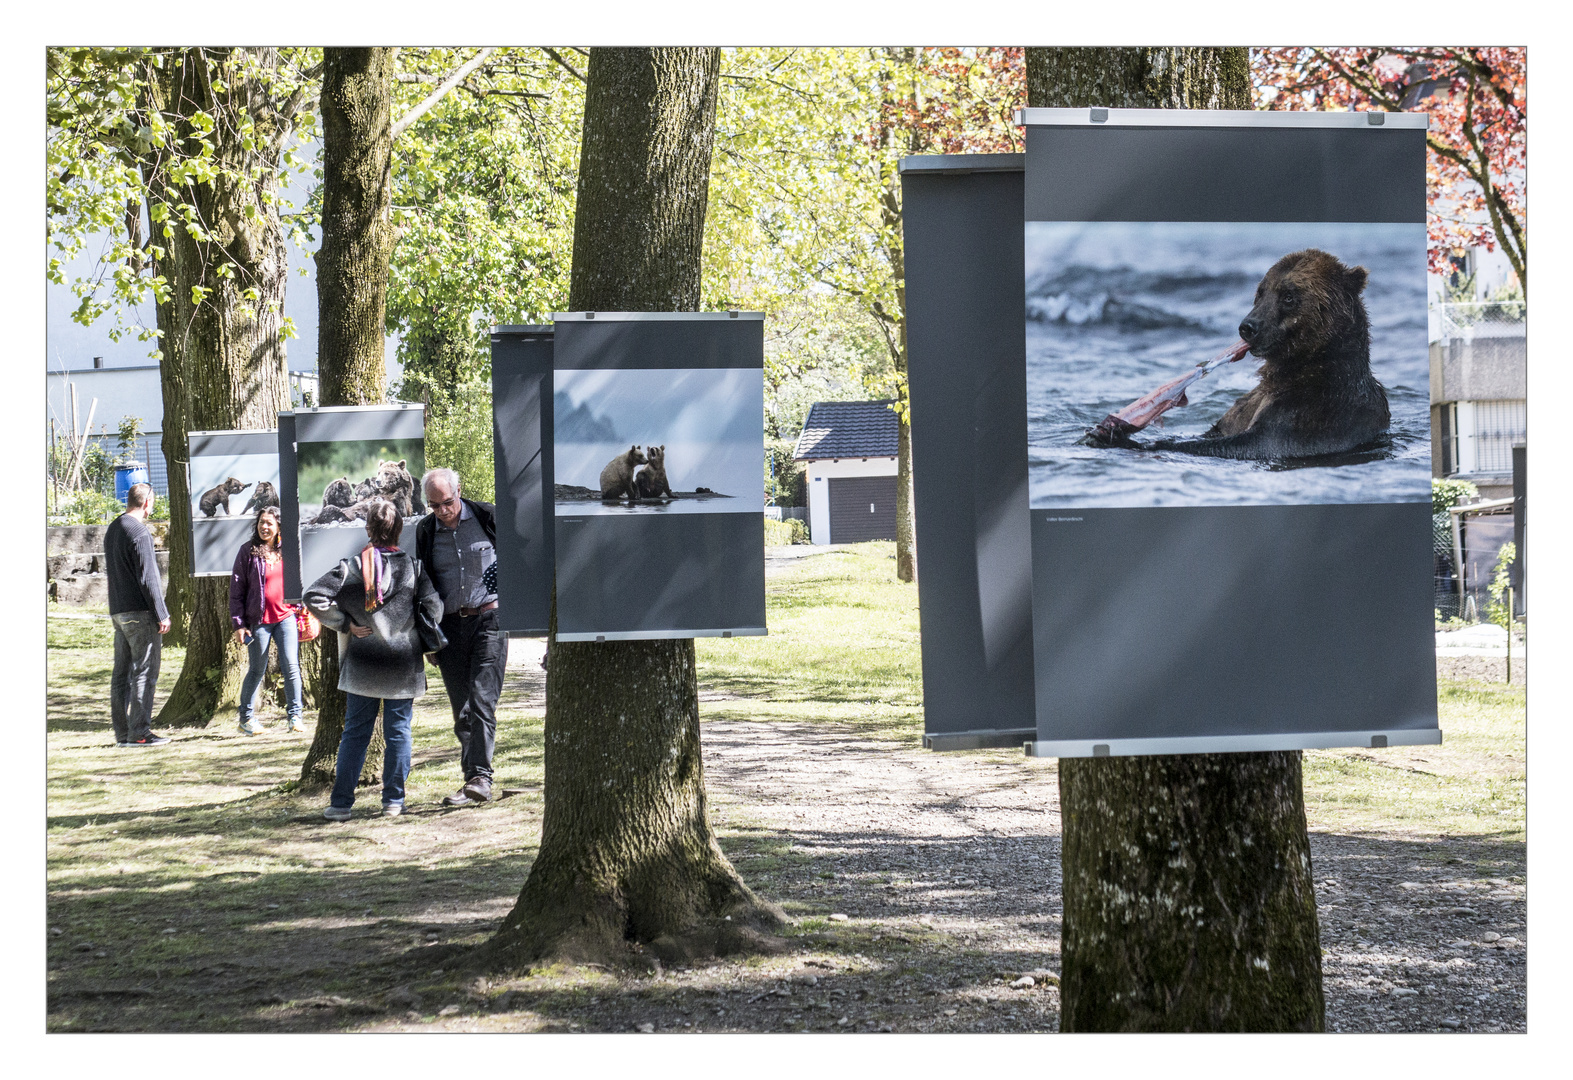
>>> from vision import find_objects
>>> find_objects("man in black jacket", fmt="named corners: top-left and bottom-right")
top-left (416, 468), bottom-right (505, 806)
top-left (105, 483), bottom-right (171, 746)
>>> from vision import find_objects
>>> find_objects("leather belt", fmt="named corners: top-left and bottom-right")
top-left (457, 600), bottom-right (498, 618)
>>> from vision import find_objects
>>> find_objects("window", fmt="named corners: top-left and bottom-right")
top-left (1471, 400), bottom-right (1526, 474)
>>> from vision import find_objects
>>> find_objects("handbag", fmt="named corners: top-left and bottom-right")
top-left (294, 604), bottom-right (321, 643)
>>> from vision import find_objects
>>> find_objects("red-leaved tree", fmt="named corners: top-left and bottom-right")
top-left (1253, 48), bottom-right (1526, 291)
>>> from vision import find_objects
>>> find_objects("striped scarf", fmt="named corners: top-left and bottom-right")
top-left (360, 545), bottom-right (399, 613)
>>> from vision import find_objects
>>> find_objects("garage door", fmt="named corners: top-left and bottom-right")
top-left (828, 475), bottom-right (899, 543)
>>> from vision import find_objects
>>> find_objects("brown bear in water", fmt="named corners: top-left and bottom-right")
top-left (242, 480), bottom-right (280, 515)
top-left (199, 477), bottom-right (251, 517)
top-left (599, 444), bottom-right (648, 501)
top-left (633, 444), bottom-right (673, 499)
top-left (1152, 248), bottom-right (1390, 460)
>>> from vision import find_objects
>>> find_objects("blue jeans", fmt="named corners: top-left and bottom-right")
top-left (238, 617), bottom-right (303, 724)
top-left (330, 694), bottom-right (413, 810)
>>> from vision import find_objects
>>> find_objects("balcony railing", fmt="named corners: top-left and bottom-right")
top-left (1432, 300), bottom-right (1526, 344)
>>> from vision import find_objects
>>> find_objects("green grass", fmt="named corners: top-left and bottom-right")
top-left (1303, 678), bottom-right (1524, 840)
top-left (697, 542), bottom-right (923, 740)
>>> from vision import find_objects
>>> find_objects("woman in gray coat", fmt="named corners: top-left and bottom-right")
top-left (303, 499), bottom-right (444, 820)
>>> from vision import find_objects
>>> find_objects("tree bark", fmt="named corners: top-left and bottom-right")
top-left (482, 47), bottom-right (784, 971)
top-left (878, 48), bottom-right (918, 583)
top-left (299, 46), bottom-right (397, 787)
top-left (1027, 47), bottom-right (1325, 1032)
top-left (146, 49), bottom-right (295, 727)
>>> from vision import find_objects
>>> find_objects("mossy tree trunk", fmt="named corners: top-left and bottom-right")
top-left (299, 47), bottom-right (396, 787)
top-left (482, 47), bottom-right (784, 970)
top-left (1028, 46), bottom-right (1325, 1032)
top-left (145, 49), bottom-right (296, 727)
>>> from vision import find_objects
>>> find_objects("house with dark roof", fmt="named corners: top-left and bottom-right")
top-left (792, 399), bottom-right (900, 545)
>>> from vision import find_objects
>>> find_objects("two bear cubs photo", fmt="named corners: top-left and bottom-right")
top-left (1025, 220), bottom-right (1431, 509)
top-left (197, 477), bottom-right (279, 518)
top-left (599, 444), bottom-right (673, 502)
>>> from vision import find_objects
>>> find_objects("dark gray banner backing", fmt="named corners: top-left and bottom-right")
top-left (490, 326), bottom-right (554, 635)
top-left (900, 155), bottom-right (1037, 750)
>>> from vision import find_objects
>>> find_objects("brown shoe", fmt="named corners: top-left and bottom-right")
top-left (441, 787), bottom-right (474, 807)
top-left (461, 777), bottom-right (492, 803)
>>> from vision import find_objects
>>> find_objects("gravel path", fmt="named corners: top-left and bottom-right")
top-left (681, 716), bottom-right (1526, 1034)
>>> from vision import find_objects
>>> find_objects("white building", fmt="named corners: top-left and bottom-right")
top-left (792, 400), bottom-right (900, 545)
top-left (45, 361), bottom-right (320, 496)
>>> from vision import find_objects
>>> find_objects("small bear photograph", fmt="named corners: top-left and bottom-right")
top-left (1025, 220), bottom-right (1431, 509)
top-left (188, 443), bottom-right (282, 575)
top-left (553, 366), bottom-right (763, 517)
top-left (295, 436), bottom-right (425, 583)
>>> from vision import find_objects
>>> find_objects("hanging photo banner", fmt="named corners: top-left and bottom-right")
top-left (279, 404), bottom-right (425, 600)
top-left (1020, 108), bottom-right (1439, 757)
top-left (490, 325), bottom-right (555, 635)
top-left (187, 429), bottom-right (280, 577)
top-left (551, 312), bottom-right (766, 641)
top-left (899, 153), bottom-right (1037, 751)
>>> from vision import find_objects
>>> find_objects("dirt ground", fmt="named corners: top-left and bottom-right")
top-left (46, 616), bottom-right (1525, 1034)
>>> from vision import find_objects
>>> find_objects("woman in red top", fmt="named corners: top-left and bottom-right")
top-left (228, 507), bottom-right (305, 734)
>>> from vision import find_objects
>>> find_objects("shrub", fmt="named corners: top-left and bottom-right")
top-left (764, 517), bottom-right (809, 546)
top-left (1432, 477), bottom-right (1480, 516)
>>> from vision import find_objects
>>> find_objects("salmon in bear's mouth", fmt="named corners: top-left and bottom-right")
top-left (1081, 339), bottom-right (1251, 446)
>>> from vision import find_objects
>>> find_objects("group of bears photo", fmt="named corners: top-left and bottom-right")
top-left (301, 458), bottom-right (423, 527)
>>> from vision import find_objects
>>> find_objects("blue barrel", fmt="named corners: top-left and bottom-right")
top-left (115, 463), bottom-right (150, 503)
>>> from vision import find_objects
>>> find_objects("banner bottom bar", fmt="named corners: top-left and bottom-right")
top-left (1026, 728), bottom-right (1443, 759)
top-left (555, 627), bottom-right (768, 643)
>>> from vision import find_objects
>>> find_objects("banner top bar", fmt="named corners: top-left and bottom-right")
top-left (552, 311), bottom-right (764, 322)
top-left (1017, 107), bottom-right (1429, 130)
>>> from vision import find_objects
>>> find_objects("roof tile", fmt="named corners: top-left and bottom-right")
top-left (792, 399), bottom-right (899, 460)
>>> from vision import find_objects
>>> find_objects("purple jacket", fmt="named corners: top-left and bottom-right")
top-left (229, 545), bottom-right (281, 630)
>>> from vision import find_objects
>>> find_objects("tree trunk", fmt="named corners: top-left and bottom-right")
top-left (299, 46), bottom-right (397, 787)
top-left (147, 48), bottom-right (295, 728)
top-left (878, 48), bottom-right (918, 583)
top-left (483, 47), bottom-right (784, 971)
top-left (1027, 47), bottom-right (1325, 1032)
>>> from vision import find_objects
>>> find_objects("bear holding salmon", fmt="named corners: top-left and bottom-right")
top-left (1085, 249), bottom-right (1390, 460)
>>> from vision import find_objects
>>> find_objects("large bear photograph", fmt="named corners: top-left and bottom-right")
top-left (188, 432), bottom-right (281, 576)
top-left (553, 367), bottom-right (762, 517)
top-left (1025, 220), bottom-right (1431, 509)
top-left (295, 436), bottom-right (425, 584)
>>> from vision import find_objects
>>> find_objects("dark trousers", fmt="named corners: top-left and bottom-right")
top-left (434, 608), bottom-right (507, 781)
top-left (110, 611), bottom-right (162, 743)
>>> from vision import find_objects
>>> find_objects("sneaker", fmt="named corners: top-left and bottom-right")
top-left (286, 717), bottom-right (306, 734)
top-left (239, 718), bottom-right (266, 735)
top-left (442, 787), bottom-right (474, 807)
top-left (462, 776), bottom-right (493, 803)
top-left (382, 802), bottom-right (404, 817)
top-left (323, 805), bottom-right (352, 822)
top-left (123, 733), bottom-right (171, 747)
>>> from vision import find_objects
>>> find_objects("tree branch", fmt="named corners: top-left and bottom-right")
top-left (540, 47), bottom-right (585, 84)
top-left (392, 47), bottom-right (495, 139)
